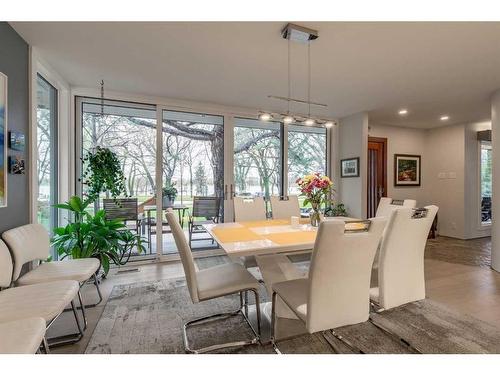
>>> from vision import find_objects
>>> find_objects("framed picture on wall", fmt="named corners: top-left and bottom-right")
top-left (341, 157), bottom-right (360, 178)
top-left (0, 72), bottom-right (7, 208)
top-left (394, 154), bottom-right (421, 186)
top-left (9, 131), bottom-right (25, 151)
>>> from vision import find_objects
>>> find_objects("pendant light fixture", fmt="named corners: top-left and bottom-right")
top-left (260, 23), bottom-right (336, 128)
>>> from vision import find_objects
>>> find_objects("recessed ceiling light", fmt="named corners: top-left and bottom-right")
top-left (398, 109), bottom-right (408, 115)
top-left (258, 113), bottom-right (272, 121)
top-left (283, 115), bottom-right (294, 124)
top-left (440, 115), bottom-right (450, 121)
top-left (324, 121), bottom-right (334, 128)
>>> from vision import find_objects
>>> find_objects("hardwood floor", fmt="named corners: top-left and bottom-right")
top-left (51, 236), bottom-right (500, 353)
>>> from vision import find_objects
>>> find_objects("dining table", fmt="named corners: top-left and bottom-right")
top-left (203, 216), bottom-right (364, 340)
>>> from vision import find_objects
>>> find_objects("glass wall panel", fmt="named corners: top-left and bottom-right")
top-left (36, 75), bottom-right (58, 258)
top-left (234, 118), bottom-right (281, 199)
top-left (480, 140), bottom-right (492, 224)
top-left (80, 98), bottom-right (157, 258)
top-left (287, 124), bottom-right (327, 200)
top-left (162, 110), bottom-right (224, 253)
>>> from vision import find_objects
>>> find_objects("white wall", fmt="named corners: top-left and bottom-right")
top-left (425, 124), bottom-right (466, 238)
top-left (368, 124), bottom-right (427, 205)
top-left (368, 121), bottom-right (490, 239)
top-left (338, 112), bottom-right (368, 218)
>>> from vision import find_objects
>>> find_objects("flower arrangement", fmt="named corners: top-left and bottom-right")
top-left (296, 173), bottom-right (333, 226)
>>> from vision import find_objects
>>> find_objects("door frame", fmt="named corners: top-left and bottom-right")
top-left (367, 136), bottom-right (388, 215)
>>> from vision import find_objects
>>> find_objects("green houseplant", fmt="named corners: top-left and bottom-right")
top-left (52, 196), bottom-right (146, 276)
top-left (162, 182), bottom-right (178, 206)
top-left (81, 146), bottom-right (127, 205)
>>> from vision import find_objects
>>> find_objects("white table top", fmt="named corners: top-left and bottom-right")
top-left (203, 217), bottom-right (359, 258)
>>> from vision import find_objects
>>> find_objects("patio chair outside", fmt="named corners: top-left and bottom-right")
top-left (188, 196), bottom-right (221, 248)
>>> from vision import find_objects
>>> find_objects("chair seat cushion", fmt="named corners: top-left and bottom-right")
top-left (0, 280), bottom-right (79, 322)
top-left (196, 262), bottom-right (260, 301)
top-left (16, 258), bottom-right (100, 285)
top-left (272, 278), bottom-right (309, 322)
top-left (0, 317), bottom-right (46, 354)
top-left (369, 287), bottom-right (380, 303)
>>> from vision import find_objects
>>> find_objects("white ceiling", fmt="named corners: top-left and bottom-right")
top-left (11, 22), bottom-right (500, 128)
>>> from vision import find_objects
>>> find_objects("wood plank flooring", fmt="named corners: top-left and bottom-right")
top-left (51, 236), bottom-right (500, 353)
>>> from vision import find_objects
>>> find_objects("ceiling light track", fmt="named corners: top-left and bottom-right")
top-left (261, 23), bottom-right (334, 128)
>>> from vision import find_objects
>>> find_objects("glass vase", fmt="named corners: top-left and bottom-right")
top-left (310, 202), bottom-right (321, 227)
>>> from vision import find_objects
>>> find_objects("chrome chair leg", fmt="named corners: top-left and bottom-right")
top-left (42, 337), bottom-right (50, 354)
top-left (368, 317), bottom-right (422, 354)
top-left (270, 291), bottom-right (281, 354)
top-left (77, 290), bottom-right (88, 330)
top-left (46, 300), bottom-right (84, 347)
top-left (182, 289), bottom-right (261, 354)
top-left (324, 329), bottom-right (365, 354)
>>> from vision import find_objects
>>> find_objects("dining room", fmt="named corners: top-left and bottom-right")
top-left (3, 6), bottom-right (500, 375)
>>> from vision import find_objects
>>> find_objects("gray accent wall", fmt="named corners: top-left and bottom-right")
top-left (0, 22), bottom-right (29, 232)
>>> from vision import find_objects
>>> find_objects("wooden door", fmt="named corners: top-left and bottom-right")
top-left (367, 137), bottom-right (387, 218)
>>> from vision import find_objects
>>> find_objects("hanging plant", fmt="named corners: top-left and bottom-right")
top-left (81, 146), bottom-right (127, 203)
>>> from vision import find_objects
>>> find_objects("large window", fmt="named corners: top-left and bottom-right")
top-left (480, 140), bottom-right (492, 224)
top-left (162, 110), bottom-right (224, 253)
top-left (287, 124), bottom-right (327, 195)
top-left (80, 98), bottom-right (157, 258)
top-left (234, 118), bottom-right (282, 199)
top-left (36, 75), bottom-right (58, 241)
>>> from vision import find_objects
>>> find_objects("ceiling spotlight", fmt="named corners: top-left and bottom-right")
top-left (324, 121), bottom-right (334, 128)
top-left (283, 115), bottom-right (295, 124)
top-left (398, 109), bottom-right (408, 115)
top-left (304, 118), bottom-right (315, 126)
top-left (259, 113), bottom-right (272, 121)
top-left (440, 115), bottom-right (449, 121)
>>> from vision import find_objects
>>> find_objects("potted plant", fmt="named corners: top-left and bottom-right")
top-left (80, 146), bottom-right (127, 209)
top-left (162, 182), bottom-right (178, 207)
top-left (324, 202), bottom-right (348, 217)
top-left (296, 173), bottom-right (333, 227)
top-left (52, 196), bottom-right (147, 276)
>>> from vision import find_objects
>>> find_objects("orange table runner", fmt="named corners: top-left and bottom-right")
top-left (263, 231), bottom-right (317, 245)
top-left (212, 227), bottom-right (263, 243)
top-left (239, 219), bottom-right (289, 228)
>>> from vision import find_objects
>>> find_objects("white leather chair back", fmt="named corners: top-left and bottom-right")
top-left (233, 196), bottom-right (267, 222)
top-left (165, 210), bottom-right (199, 303)
top-left (270, 195), bottom-right (300, 219)
top-left (375, 197), bottom-right (417, 218)
top-left (306, 217), bottom-right (387, 333)
top-left (377, 205), bottom-right (439, 310)
top-left (2, 224), bottom-right (50, 281)
top-left (0, 239), bottom-right (13, 288)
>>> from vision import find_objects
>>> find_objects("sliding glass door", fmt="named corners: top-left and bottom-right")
top-left (36, 75), bottom-right (58, 258)
top-left (162, 110), bottom-right (224, 253)
top-left (77, 96), bottom-right (330, 261)
top-left (79, 98), bottom-right (158, 259)
top-left (233, 118), bottom-right (282, 200)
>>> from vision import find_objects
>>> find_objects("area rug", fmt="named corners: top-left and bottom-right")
top-left (85, 278), bottom-right (500, 354)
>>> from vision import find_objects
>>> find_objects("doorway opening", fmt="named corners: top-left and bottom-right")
top-left (367, 137), bottom-right (387, 217)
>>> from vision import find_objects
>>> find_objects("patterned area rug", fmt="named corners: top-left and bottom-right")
top-left (85, 278), bottom-right (500, 354)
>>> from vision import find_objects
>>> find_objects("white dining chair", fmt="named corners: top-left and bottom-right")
top-left (270, 217), bottom-right (387, 353)
top-left (166, 209), bottom-right (262, 353)
top-left (370, 205), bottom-right (439, 310)
top-left (2, 223), bottom-right (102, 316)
top-left (0, 239), bottom-right (84, 347)
top-left (375, 197), bottom-right (417, 218)
top-left (233, 196), bottom-right (267, 222)
top-left (0, 317), bottom-right (48, 354)
top-left (270, 195), bottom-right (300, 220)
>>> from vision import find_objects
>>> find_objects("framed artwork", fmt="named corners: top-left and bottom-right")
top-left (0, 72), bottom-right (7, 207)
top-left (341, 157), bottom-right (360, 178)
top-left (9, 131), bottom-right (25, 151)
top-left (8, 156), bottom-right (25, 175)
top-left (394, 154), bottom-right (421, 186)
